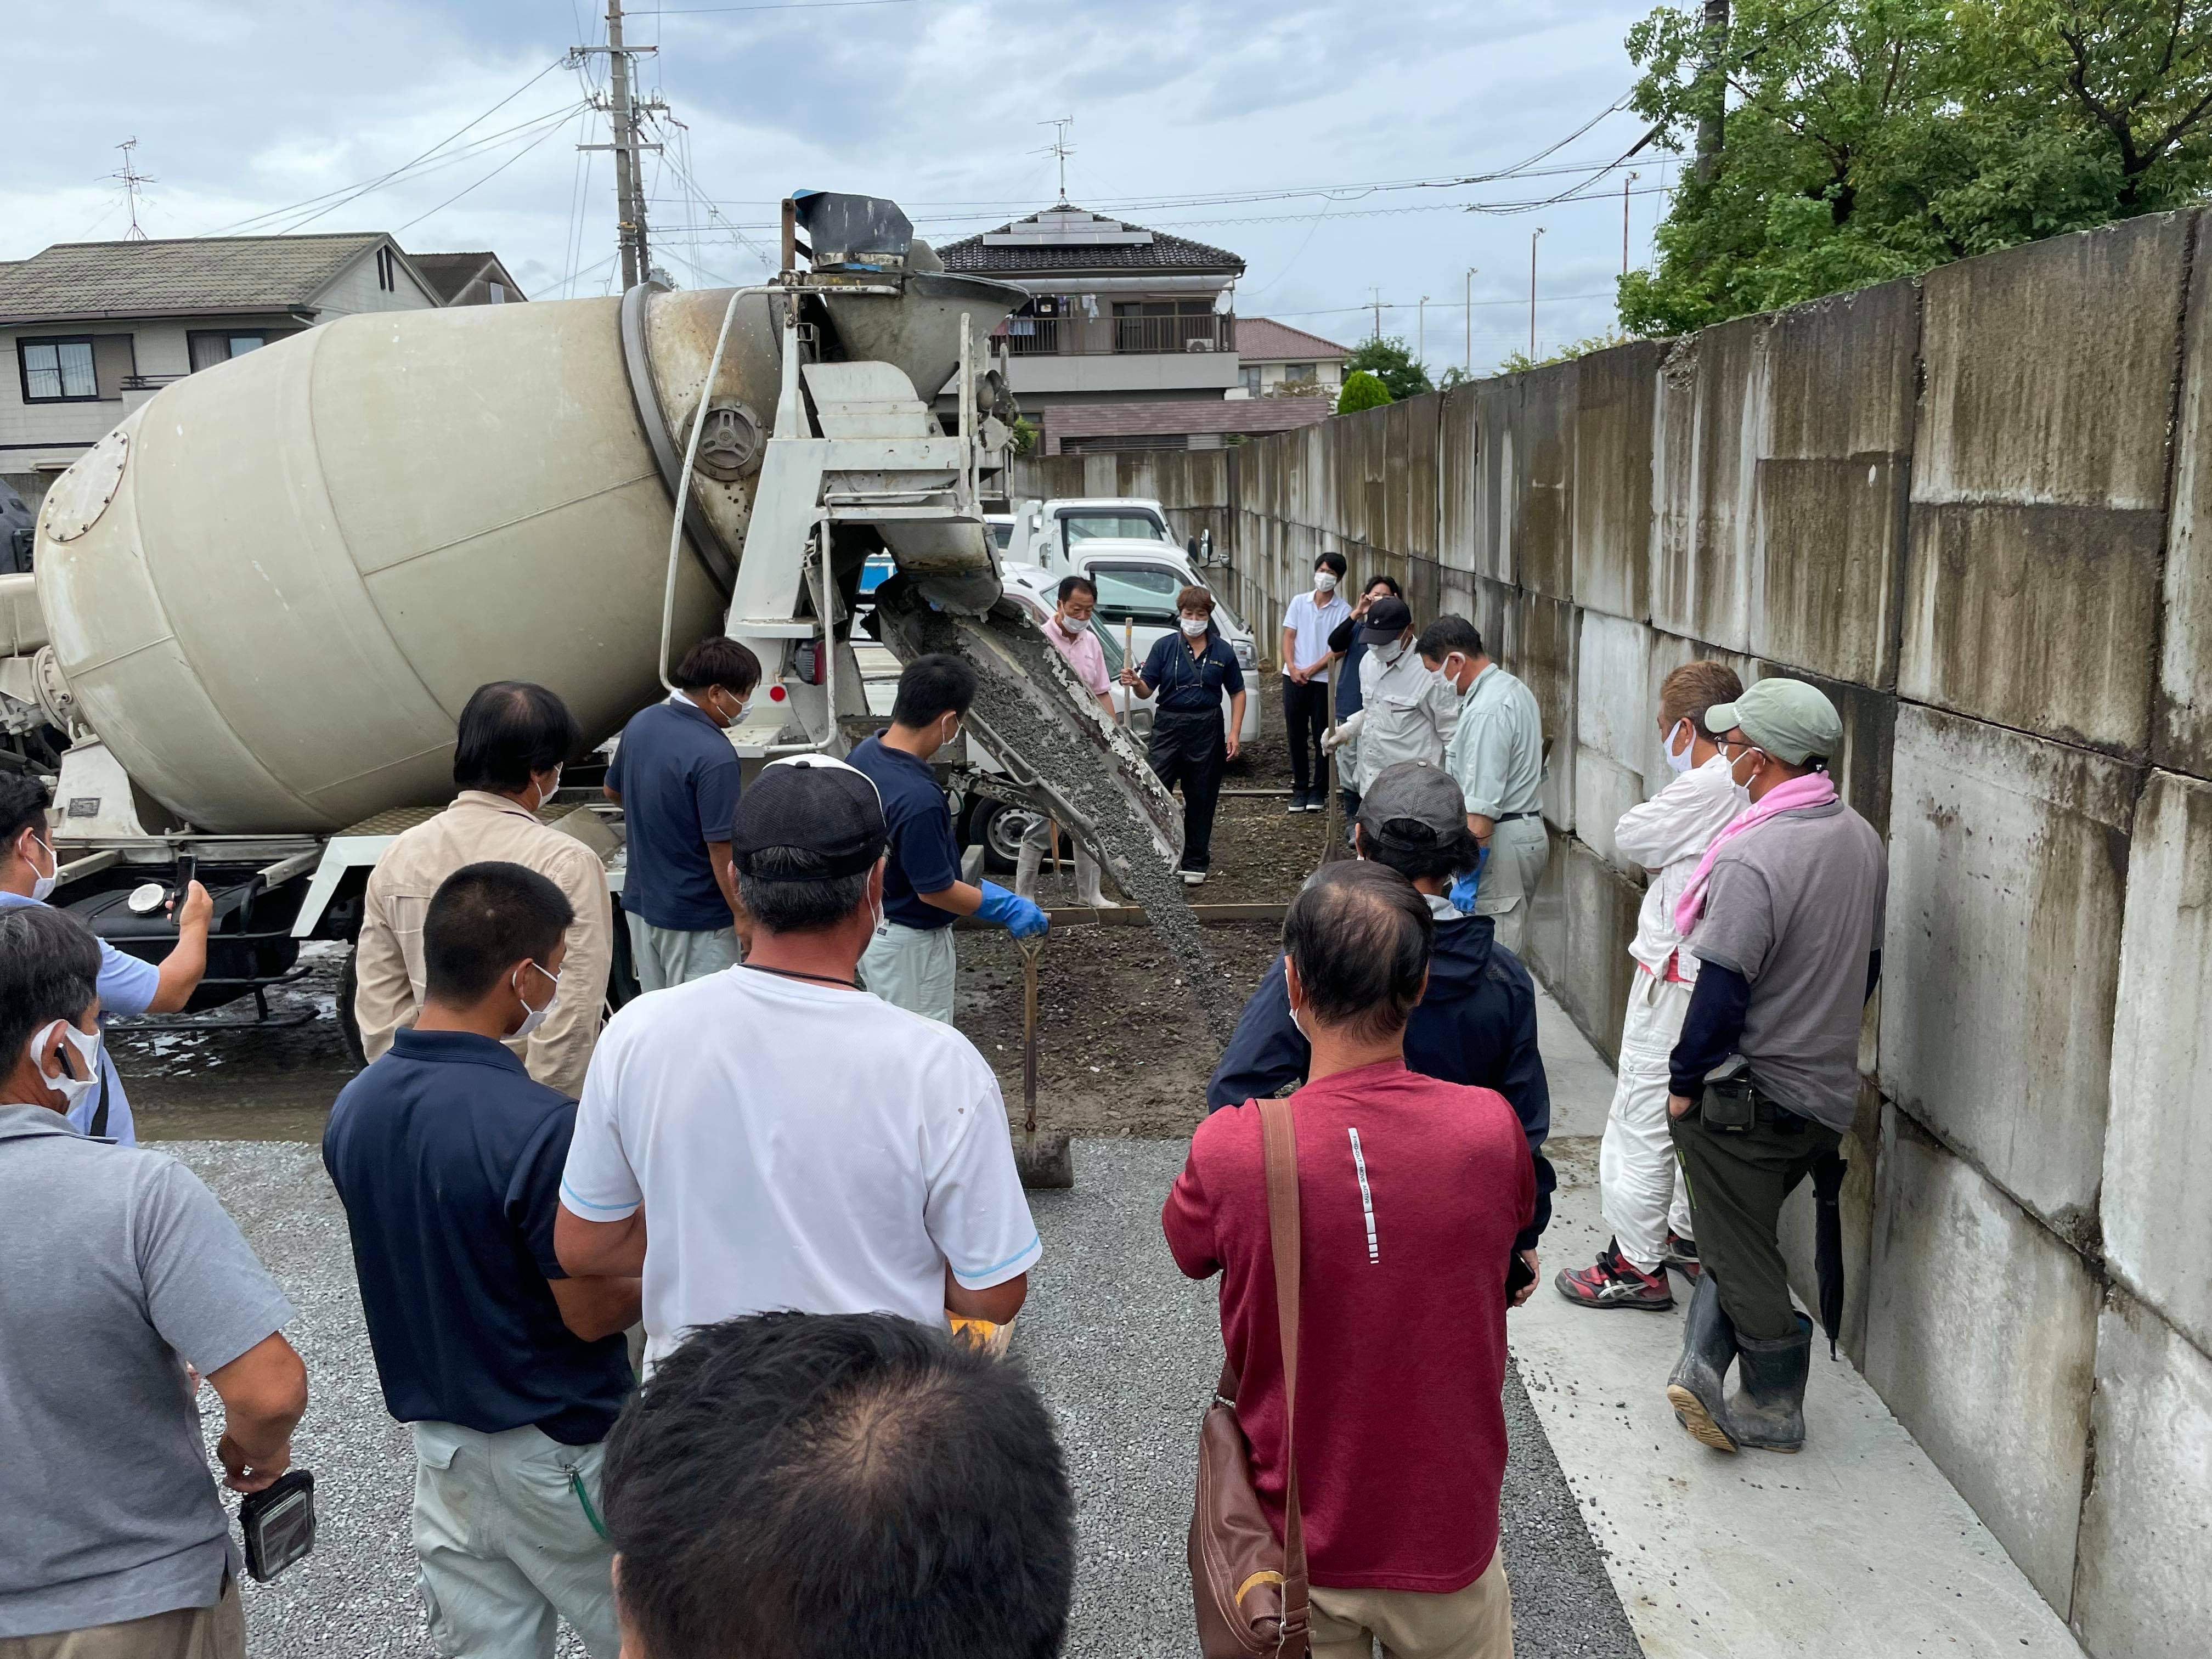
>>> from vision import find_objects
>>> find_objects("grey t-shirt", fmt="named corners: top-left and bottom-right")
top-left (0, 1103), bottom-right (295, 1638)
top-left (1686, 800), bottom-right (1887, 1133)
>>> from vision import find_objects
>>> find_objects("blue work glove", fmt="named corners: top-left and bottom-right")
top-left (976, 880), bottom-right (1049, 939)
top-left (1449, 846), bottom-right (1490, 915)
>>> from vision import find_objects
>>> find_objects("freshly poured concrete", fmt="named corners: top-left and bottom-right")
top-left (1515, 983), bottom-right (2086, 1659)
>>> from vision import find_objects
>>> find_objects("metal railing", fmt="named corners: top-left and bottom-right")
top-left (120, 374), bottom-right (185, 392)
top-left (1001, 313), bottom-right (1235, 358)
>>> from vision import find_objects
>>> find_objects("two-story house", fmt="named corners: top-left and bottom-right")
top-left (0, 232), bottom-right (447, 515)
top-left (1231, 318), bottom-right (1350, 399)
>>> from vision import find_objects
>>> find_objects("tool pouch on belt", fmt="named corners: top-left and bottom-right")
top-left (1701, 1058), bottom-right (1757, 1133)
top-left (1189, 1094), bottom-right (1308, 1658)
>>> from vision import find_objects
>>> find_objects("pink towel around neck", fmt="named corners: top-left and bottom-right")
top-left (1672, 771), bottom-right (1839, 936)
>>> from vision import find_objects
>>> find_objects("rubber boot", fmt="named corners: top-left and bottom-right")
top-left (1013, 828), bottom-right (1045, 902)
top-left (1665, 1271), bottom-right (1739, 1453)
top-left (1073, 843), bottom-right (1115, 909)
top-left (1723, 1312), bottom-right (1813, 1453)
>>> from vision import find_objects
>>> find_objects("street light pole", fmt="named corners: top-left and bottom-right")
top-left (1529, 228), bottom-right (1545, 359)
top-left (1418, 294), bottom-right (1430, 375)
top-left (1623, 172), bottom-right (1641, 275)
top-left (1465, 267), bottom-right (1477, 374)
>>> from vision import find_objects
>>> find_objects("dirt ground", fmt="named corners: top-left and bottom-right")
top-left (123, 692), bottom-right (1332, 1144)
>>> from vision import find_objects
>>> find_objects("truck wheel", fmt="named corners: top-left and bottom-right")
top-left (335, 945), bottom-right (368, 1070)
top-left (960, 799), bottom-right (1034, 876)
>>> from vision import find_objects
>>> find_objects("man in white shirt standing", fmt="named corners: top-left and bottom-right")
top-left (1277, 551), bottom-right (1352, 813)
top-left (1015, 575), bottom-right (1117, 910)
top-left (1556, 661), bottom-right (1745, 1311)
top-left (554, 756), bottom-right (1039, 1371)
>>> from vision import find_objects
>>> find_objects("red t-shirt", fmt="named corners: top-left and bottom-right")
top-left (1162, 1060), bottom-right (1535, 1592)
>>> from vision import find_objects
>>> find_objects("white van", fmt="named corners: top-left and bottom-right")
top-left (1005, 496), bottom-right (1176, 572)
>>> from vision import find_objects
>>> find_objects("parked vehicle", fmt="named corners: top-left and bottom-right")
top-left (1003, 496), bottom-right (1173, 572)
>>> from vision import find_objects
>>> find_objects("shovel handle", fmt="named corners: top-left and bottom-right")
top-left (1019, 935), bottom-right (1042, 1135)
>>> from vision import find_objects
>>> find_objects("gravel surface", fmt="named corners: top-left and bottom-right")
top-left (176, 1137), bottom-right (1639, 1659)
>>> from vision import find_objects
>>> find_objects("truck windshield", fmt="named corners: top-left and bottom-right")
top-left (1060, 511), bottom-right (1165, 545)
top-left (1087, 563), bottom-right (1183, 624)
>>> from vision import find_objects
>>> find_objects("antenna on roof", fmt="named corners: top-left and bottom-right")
top-left (112, 138), bottom-right (155, 241)
top-left (1036, 116), bottom-right (1075, 205)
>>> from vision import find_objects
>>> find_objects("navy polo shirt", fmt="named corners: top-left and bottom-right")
top-left (1141, 626), bottom-right (1245, 714)
top-left (322, 1029), bottom-right (631, 1444)
top-left (847, 733), bottom-right (962, 931)
top-left (608, 695), bottom-right (743, 932)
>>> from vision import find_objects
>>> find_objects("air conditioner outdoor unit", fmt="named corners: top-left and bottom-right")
top-left (1185, 339), bottom-right (1216, 352)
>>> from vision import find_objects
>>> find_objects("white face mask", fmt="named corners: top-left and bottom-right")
top-left (1179, 616), bottom-right (1209, 637)
top-left (1286, 983), bottom-right (1308, 1043)
top-left (1662, 718), bottom-right (1695, 775)
top-left (24, 833), bottom-right (58, 903)
top-left (1380, 640), bottom-right (1408, 668)
top-left (1314, 572), bottom-right (1338, 594)
top-left (1437, 653), bottom-right (1468, 696)
top-left (31, 1019), bottom-right (101, 1113)
top-left (1057, 612), bottom-right (1087, 638)
top-left (1728, 746), bottom-right (1763, 805)
top-left (533, 766), bottom-right (563, 812)
top-left (510, 961), bottom-right (560, 1041)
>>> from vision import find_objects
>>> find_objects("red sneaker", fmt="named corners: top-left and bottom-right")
top-left (1554, 1240), bottom-right (1675, 1311)
top-left (1663, 1231), bottom-right (1702, 1280)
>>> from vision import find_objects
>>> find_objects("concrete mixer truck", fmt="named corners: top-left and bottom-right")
top-left (1, 192), bottom-right (1183, 1044)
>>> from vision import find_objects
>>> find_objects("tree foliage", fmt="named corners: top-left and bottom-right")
top-left (1336, 370), bottom-right (1392, 413)
top-left (1620, 0), bottom-right (2212, 335)
top-left (1341, 335), bottom-right (1435, 401)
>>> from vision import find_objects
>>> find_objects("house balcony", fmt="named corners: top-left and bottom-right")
top-left (1000, 312), bottom-right (1235, 357)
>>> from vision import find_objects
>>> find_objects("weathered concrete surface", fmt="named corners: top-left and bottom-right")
top-left (1754, 663), bottom-right (1898, 839)
top-left (1516, 363), bottom-right (1577, 602)
top-left (2155, 210), bottom-right (2212, 779)
top-left (1881, 706), bottom-right (2135, 1237)
top-left (1521, 835), bottom-right (1639, 1070)
top-left (1652, 316), bottom-right (1764, 653)
top-left (2070, 1294), bottom-right (2212, 1659)
top-left (1516, 592), bottom-right (1578, 833)
top-left (1864, 1111), bottom-right (2099, 1612)
top-left (1903, 213), bottom-right (2191, 753)
top-left (2102, 769), bottom-right (2212, 1355)
top-left (1572, 339), bottom-right (1663, 623)
top-left (1575, 611), bottom-right (1655, 872)
top-left (1752, 280), bottom-right (1920, 688)
top-left (1779, 1081), bottom-right (1883, 1366)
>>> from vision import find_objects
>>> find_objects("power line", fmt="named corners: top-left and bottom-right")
top-left (395, 105), bottom-right (582, 232)
top-left (641, 0), bottom-right (914, 13)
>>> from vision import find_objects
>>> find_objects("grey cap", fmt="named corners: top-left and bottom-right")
top-left (1356, 761), bottom-right (1467, 850)
top-left (1705, 678), bottom-right (1843, 768)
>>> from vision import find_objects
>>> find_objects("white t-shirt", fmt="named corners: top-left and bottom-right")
top-left (560, 966), bottom-right (1042, 1369)
top-left (1280, 589), bottom-right (1351, 682)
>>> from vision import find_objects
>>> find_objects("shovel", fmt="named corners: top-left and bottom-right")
top-left (1012, 934), bottom-right (1074, 1189)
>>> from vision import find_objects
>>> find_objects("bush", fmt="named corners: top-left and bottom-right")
top-left (1336, 371), bottom-right (1390, 414)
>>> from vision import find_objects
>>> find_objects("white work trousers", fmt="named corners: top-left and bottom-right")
top-left (1014, 817), bottom-right (1108, 907)
top-left (860, 919), bottom-right (958, 1023)
top-left (411, 1421), bottom-right (620, 1659)
top-left (1599, 969), bottom-right (1696, 1273)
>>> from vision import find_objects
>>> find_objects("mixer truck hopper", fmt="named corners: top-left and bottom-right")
top-left (4, 192), bottom-right (1184, 1035)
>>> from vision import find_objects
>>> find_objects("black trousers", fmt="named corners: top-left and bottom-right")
top-left (1671, 1101), bottom-right (1842, 1341)
top-left (1282, 676), bottom-right (1330, 794)
top-left (1149, 708), bottom-right (1226, 870)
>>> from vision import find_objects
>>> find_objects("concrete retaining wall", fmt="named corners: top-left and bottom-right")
top-left (1017, 210), bottom-right (2212, 1656)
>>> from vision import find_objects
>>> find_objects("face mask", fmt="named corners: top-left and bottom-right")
top-left (25, 833), bottom-right (57, 903)
top-left (1286, 984), bottom-right (1309, 1043)
top-left (1380, 641), bottom-right (1408, 668)
top-left (534, 766), bottom-right (563, 811)
top-left (1180, 616), bottom-right (1209, 637)
top-left (31, 1020), bottom-right (101, 1113)
top-left (1728, 746), bottom-right (1763, 805)
top-left (1057, 613), bottom-right (1087, 638)
top-left (715, 690), bottom-right (748, 726)
top-left (511, 961), bottom-right (561, 1040)
top-left (1437, 653), bottom-right (1468, 696)
top-left (1314, 572), bottom-right (1338, 594)
top-left (1662, 719), bottom-right (1695, 775)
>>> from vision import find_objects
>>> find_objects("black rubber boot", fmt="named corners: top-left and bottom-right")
top-left (1724, 1312), bottom-right (1813, 1453)
top-left (1665, 1270), bottom-right (1739, 1453)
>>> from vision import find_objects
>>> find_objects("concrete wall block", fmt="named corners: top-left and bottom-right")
top-left (2103, 769), bottom-right (2212, 1355)
top-left (1915, 212), bottom-right (2190, 512)
top-left (1516, 593), bottom-right (1577, 833)
top-left (1520, 826), bottom-right (1572, 1012)
top-left (1864, 1108), bottom-right (2097, 1612)
top-left (1514, 363), bottom-right (1577, 601)
top-left (1765, 278), bottom-right (1920, 462)
top-left (1436, 383), bottom-right (1483, 577)
top-left (1472, 377), bottom-right (1519, 585)
top-left (1572, 339), bottom-right (1664, 621)
top-left (1881, 705), bottom-right (2135, 1235)
top-left (1471, 577), bottom-right (1519, 669)
top-left (1750, 663), bottom-right (1897, 839)
top-left (1576, 610), bottom-right (1655, 771)
top-left (2070, 1294), bottom-right (2212, 1659)
top-left (1899, 499), bottom-right (2165, 754)
top-left (1778, 1080), bottom-right (1883, 1364)
top-left (1573, 748), bottom-right (1647, 876)
top-left (1753, 454), bottom-right (1910, 688)
top-left (2154, 210), bottom-right (2212, 779)
top-left (1390, 391), bottom-right (1441, 562)
top-left (1651, 318), bottom-right (1763, 651)
top-left (1523, 832), bottom-right (1640, 1065)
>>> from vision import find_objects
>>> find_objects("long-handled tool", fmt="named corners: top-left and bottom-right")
top-left (1121, 619), bottom-right (1135, 726)
top-left (1012, 934), bottom-right (1074, 1189)
top-left (1321, 698), bottom-right (1346, 864)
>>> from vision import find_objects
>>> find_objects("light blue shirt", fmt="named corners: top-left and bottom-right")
top-left (0, 890), bottom-right (156, 1143)
top-left (1444, 662), bottom-right (1546, 820)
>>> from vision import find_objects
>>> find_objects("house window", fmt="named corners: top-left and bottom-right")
top-left (376, 247), bottom-right (396, 291)
top-left (187, 331), bottom-right (272, 373)
top-left (1283, 363), bottom-right (1317, 383)
top-left (488, 283), bottom-right (506, 304)
top-left (19, 337), bottom-right (100, 402)
top-left (1240, 365), bottom-right (1263, 396)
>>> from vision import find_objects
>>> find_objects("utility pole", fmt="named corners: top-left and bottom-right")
top-left (1695, 0), bottom-right (1730, 184)
top-left (1367, 287), bottom-right (1385, 342)
top-left (111, 139), bottom-right (153, 241)
top-left (573, 0), bottom-right (665, 290)
top-left (1465, 267), bottom-right (1477, 374)
top-left (1623, 172), bottom-right (1640, 274)
top-left (1039, 117), bottom-right (1075, 204)
top-left (1529, 228), bottom-right (1545, 359)
top-left (1418, 295), bottom-right (1430, 374)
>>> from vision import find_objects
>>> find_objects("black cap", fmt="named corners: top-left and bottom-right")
top-left (1358, 595), bottom-right (1414, 647)
top-left (728, 756), bottom-right (887, 880)
top-left (1355, 761), bottom-right (1468, 853)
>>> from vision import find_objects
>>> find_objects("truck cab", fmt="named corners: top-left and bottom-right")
top-left (1005, 496), bottom-right (1174, 573)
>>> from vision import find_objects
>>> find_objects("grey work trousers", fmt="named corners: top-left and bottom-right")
top-left (1670, 1101), bottom-right (1842, 1341)
top-left (1477, 812), bottom-right (1549, 956)
top-left (624, 912), bottom-right (741, 993)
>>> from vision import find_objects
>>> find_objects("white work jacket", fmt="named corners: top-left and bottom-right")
top-left (1336, 647), bottom-right (1460, 792)
top-left (1613, 753), bottom-right (1742, 984)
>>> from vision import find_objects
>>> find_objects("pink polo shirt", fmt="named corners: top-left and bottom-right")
top-left (1041, 614), bottom-right (1111, 697)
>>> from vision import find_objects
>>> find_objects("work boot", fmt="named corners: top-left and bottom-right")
top-left (1013, 832), bottom-right (1045, 902)
top-left (1555, 1240), bottom-right (1673, 1311)
top-left (1724, 1313), bottom-right (1814, 1453)
top-left (1663, 1231), bottom-right (1702, 1281)
top-left (1665, 1271), bottom-right (1739, 1453)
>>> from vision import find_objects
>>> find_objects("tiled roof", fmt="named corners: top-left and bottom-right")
top-left (1043, 396), bottom-right (1334, 445)
top-left (1236, 318), bottom-right (1351, 362)
top-left (0, 233), bottom-right (393, 324)
top-left (936, 206), bottom-right (1243, 277)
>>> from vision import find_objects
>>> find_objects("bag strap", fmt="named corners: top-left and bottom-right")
top-left (1258, 1094), bottom-right (1307, 1649)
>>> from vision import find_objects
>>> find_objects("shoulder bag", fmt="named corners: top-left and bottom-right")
top-left (1189, 1094), bottom-right (1308, 1658)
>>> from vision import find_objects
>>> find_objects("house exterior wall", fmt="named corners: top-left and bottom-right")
top-left (1239, 358), bottom-right (1344, 397)
top-left (314, 248), bottom-right (442, 317)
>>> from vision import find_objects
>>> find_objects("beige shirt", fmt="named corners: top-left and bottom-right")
top-left (354, 791), bottom-right (613, 1097)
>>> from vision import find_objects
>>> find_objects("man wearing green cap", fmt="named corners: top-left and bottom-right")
top-left (1659, 677), bottom-right (1885, 1458)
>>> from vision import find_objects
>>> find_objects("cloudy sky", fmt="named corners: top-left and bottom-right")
top-left (3, 0), bottom-right (1673, 375)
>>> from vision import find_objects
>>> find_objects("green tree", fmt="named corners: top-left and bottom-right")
top-left (1336, 370), bottom-right (1391, 413)
top-left (1008, 414), bottom-right (1040, 457)
top-left (1341, 335), bottom-right (1435, 401)
top-left (1619, 0), bottom-right (2212, 336)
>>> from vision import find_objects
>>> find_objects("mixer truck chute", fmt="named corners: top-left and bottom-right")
top-left (10, 194), bottom-right (1189, 1026)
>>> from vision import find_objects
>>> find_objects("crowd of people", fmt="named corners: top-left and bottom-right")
top-left (0, 572), bottom-right (1886, 1659)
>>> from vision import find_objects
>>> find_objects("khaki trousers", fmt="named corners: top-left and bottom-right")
top-left (0, 1575), bottom-right (244, 1659)
top-left (1308, 1549), bottom-right (1513, 1659)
